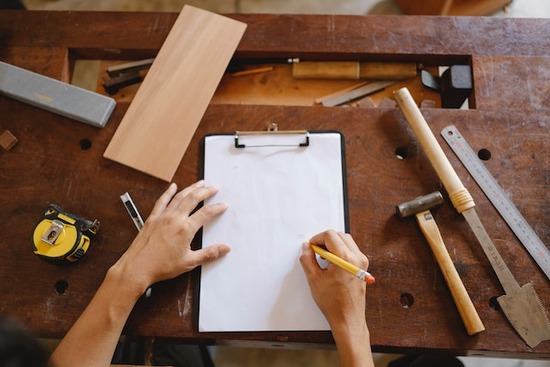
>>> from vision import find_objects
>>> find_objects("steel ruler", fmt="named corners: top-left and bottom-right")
top-left (441, 125), bottom-right (550, 281)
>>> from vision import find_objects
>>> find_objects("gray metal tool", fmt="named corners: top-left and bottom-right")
top-left (0, 61), bottom-right (115, 128)
top-left (394, 87), bottom-right (550, 348)
top-left (321, 80), bottom-right (396, 107)
top-left (397, 192), bottom-right (485, 336)
top-left (441, 125), bottom-right (550, 281)
top-left (421, 65), bottom-right (472, 109)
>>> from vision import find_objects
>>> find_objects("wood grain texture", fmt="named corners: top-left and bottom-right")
top-left (0, 11), bottom-right (548, 357)
top-left (414, 210), bottom-right (485, 336)
top-left (103, 6), bottom-right (246, 181)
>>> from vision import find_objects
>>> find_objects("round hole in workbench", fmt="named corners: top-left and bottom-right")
top-left (79, 138), bottom-right (92, 150)
top-left (54, 280), bottom-right (68, 295)
top-left (399, 293), bottom-right (414, 308)
top-left (488, 296), bottom-right (501, 311)
top-left (395, 146), bottom-right (409, 160)
top-left (477, 148), bottom-right (491, 161)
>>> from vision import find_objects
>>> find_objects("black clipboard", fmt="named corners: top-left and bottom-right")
top-left (197, 128), bottom-right (349, 332)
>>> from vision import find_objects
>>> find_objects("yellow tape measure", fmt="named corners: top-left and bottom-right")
top-left (32, 204), bottom-right (100, 264)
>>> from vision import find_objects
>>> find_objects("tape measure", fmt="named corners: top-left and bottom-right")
top-left (441, 125), bottom-right (550, 281)
top-left (32, 204), bottom-right (100, 264)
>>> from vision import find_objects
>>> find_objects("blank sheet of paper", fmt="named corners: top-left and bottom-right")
top-left (199, 132), bottom-right (348, 332)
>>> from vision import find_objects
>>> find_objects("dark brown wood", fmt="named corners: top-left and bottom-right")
top-left (0, 10), bottom-right (548, 358)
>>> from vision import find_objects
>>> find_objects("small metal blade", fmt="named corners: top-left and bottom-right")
top-left (322, 80), bottom-right (396, 106)
top-left (462, 209), bottom-right (550, 348)
top-left (498, 283), bottom-right (550, 348)
top-left (462, 209), bottom-right (518, 293)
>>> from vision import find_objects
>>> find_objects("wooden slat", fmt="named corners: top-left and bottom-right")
top-left (2, 11), bottom-right (550, 358)
top-left (103, 6), bottom-right (246, 181)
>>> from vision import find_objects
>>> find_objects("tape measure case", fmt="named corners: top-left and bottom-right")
top-left (31, 204), bottom-right (99, 264)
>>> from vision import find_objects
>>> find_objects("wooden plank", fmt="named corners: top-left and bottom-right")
top-left (2, 11), bottom-right (550, 357)
top-left (103, 6), bottom-right (246, 181)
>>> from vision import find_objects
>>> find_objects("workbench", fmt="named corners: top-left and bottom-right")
top-left (0, 10), bottom-right (548, 359)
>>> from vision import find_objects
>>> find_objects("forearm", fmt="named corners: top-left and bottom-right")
top-left (49, 182), bottom-right (230, 367)
top-left (49, 265), bottom-right (144, 367)
top-left (331, 321), bottom-right (374, 367)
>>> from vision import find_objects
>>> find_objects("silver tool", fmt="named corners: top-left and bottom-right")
top-left (441, 125), bottom-right (550, 282)
top-left (0, 61), bottom-right (115, 128)
top-left (120, 192), bottom-right (151, 298)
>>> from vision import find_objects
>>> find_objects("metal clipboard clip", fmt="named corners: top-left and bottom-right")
top-left (234, 123), bottom-right (309, 148)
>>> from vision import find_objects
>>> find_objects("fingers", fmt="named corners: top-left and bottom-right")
top-left (299, 242), bottom-right (322, 279)
top-left (148, 182), bottom-right (178, 220)
top-left (183, 201), bottom-right (229, 236)
top-left (309, 230), bottom-right (368, 268)
top-left (188, 244), bottom-right (231, 268)
top-left (148, 180), bottom-right (219, 221)
top-left (152, 180), bottom-right (228, 239)
top-left (310, 230), bottom-right (349, 256)
top-left (170, 182), bottom-right (220, 216)
top-left (168, 180), bottom-right (205, 208)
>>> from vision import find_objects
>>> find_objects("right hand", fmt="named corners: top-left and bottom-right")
top-left (299, 230), bottom-right (369, 327)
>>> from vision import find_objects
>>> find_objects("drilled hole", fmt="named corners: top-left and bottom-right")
top-left (395, 146), bottom-right (409, 160)
top-left (489, 296), bottom-right (501, 311)
top-left (79, 138), bottom-right (92, 150)
top-left (54, 280), bottom-right (68, 295)
top-left (478, 148), bottom-right (491, 161)
top-left (399, 293), bottom-right (414, 308)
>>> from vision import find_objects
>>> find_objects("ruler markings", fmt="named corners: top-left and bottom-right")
top-left (441, 125), bottom-right (550, 281)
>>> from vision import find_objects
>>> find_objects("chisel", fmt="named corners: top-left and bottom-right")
top-left (394, 87), bottom-right (550, 348)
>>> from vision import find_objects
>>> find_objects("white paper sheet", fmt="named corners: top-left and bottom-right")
top-left (199, 132), bottom-right (347, 332)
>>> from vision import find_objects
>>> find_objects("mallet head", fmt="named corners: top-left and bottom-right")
top-left (396, 191), bottom-right (444, 218)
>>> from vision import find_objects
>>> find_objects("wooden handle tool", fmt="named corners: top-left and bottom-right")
top-left (293, 61), bottom-right (417, 80)
top-left (393, 87), bottom-right (475, 213)
top-left (416, 210), bottom-right (485, 335)
top-left (397, 192), bottom-right (484, 335)
top-left (394, 87), bottom-right (550, 348)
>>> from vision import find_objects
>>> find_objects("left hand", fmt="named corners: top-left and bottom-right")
top-left (113, 181), bottom-right (231, 294)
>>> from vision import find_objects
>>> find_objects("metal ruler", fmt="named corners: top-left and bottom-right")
top-left (441, 125), bottom-right (550, 281)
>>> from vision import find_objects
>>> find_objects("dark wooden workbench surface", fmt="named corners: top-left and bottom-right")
top-left (0, 10), bottom-right (548, 358)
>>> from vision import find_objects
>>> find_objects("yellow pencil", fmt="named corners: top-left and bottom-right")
top-left (310, 244), bottom-right (375, 285)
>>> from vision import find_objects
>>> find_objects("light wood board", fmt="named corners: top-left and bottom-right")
top-left (103, 5), bottom-right (246, 181)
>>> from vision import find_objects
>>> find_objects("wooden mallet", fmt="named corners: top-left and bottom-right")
top-left (396, 192), bottom-right (485, 335)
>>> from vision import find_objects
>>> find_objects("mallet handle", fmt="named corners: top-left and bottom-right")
top-left (416, 210), bottom-right (485, 335)
top-left (394, 87), bottom-right (474, 213)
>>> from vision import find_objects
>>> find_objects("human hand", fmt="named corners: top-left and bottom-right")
top-left (113, 181), bottom-right (230, 295)
top-left (299, 230), bottom-right (369, 328)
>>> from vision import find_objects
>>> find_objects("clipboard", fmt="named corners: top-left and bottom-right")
top-left (197, 128), bottom-right (349, 332)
